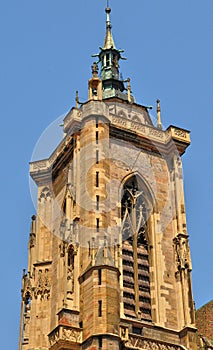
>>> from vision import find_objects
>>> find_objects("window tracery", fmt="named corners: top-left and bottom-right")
top-left (121, 175), bottom-right (152, 321)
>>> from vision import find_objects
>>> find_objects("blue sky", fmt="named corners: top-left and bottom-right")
top-left (0, 1), bottom-right (212, 348)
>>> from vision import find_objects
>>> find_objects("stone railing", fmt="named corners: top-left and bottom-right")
top-left (49, 325), bottom-right (82, 347)
top-left (110, 114), bottom-right (190, 145)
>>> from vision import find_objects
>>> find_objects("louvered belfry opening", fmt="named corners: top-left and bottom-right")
top-left (121, 175), bottom-right (152, 321)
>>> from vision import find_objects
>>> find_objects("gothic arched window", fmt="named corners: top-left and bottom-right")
top-left (121, 175), bottom-right (152, 321)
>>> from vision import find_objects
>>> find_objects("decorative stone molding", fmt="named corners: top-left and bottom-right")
top-left (49, 328), bottom-right (60, 346)
top-left (34, 269), bottom-right (51, 300)
top-left (49, 325), bottom-right (82, 347)
top-left (110, 114), bottom-right (190, 145)
top-left (149, 127), bottom-right (164, 139)
top-left (125, 335), bottom-right (182, 350)
top-left (31, 159), bottom-right (49, 171)
top-left (39, 187), bottom-right (52, 202)
top-left (30, 109), bottom-right (190, 181)
top-left (62, 327), bottom-right (81, 342)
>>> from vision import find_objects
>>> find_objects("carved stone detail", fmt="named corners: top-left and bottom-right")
top-left (173, 233), bottom-right (192, 272)
top-left (31, 160), bottom-right (49, 171)
top-left (49, 329), bottom-right (60, 346)
top-left (149, 128), bottom-right (164, 139)
top-left (67, 244), bottom-right (75, 296)
top-left (49, 326), bottom-right (82, 347)
top-left (39, 187), bottom-right (52, 202)
top-left (62, 327), bottom-right (81, 342)
top-left (125, 335), bottom-right (181, 350)
top-left (174, 129), bottom-right (187, 138)
top-left (67, 265), bottom-right (74, 295)
top-left (120, 326), bottom-right (129, 341)
top-left (110, 115), bottom-right (190, 146)
top-left (34, 269), bottom-right (51, 300)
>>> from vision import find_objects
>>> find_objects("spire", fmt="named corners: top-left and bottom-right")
top-left (90, 4), bottom-right (135, 102)
top-left (103, 5), bottom-right (116, 49)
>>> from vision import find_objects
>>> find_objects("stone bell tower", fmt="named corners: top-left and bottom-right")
top-left (19, 5), bottom-right (198, 350)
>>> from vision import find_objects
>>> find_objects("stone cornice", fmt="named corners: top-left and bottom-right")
top-left (30, 101), bottom-right (190, 185)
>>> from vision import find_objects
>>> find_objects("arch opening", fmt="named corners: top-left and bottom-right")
top-left (121, 174), bottom-right (152, 321)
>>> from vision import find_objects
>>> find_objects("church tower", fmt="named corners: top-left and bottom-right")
top-left (19, 5), bottom-right (198, 350)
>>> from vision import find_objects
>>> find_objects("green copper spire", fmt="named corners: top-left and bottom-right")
top-left (103, 6), bottom-right (116, 50)
top-left (97, 5), bottom-right (134, 101)
top-left (90, 4), bottom-right (134, 102)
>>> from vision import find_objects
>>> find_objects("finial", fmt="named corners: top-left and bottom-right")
top-left (127, 78), bottom-right (131, 103)
top-left (103, 1), bottom-right (115, 49)
top-left (105, 3), bottom-right (111, 28)
top-left (75, 90), bottom-right (79, 109)
top-left (30, 215), bottom-right (36, 234)
top-left (156, 99), bottom-right (162, 129)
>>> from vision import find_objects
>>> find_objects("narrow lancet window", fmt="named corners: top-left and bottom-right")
top-left (98, 300), bottom-right (102, 317)
top-left (98, 268), bottom-right (102, 285)
top-left (96, 218), bottom-right (100, 232)
top-left (96, 150), bottom-right (99, 164)
top-left (96, 172), bottom-right (99, 187)
top-left (96, 195), bottom-right (100, 210)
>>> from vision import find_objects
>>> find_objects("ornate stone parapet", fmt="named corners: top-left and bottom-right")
top-left (124, 334), bottom-right (183, 350)
top-left (30, 107), bottom-right (190, 184)
top-left (109, 113), bottom-right (190, 150)
top-left (30, 159), bottom-right (50, 172)
top-left (49, 325), bottom-right (82, 348)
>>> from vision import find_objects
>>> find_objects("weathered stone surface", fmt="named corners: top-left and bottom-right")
top-left (20, 98), bottom-right (196, 350)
